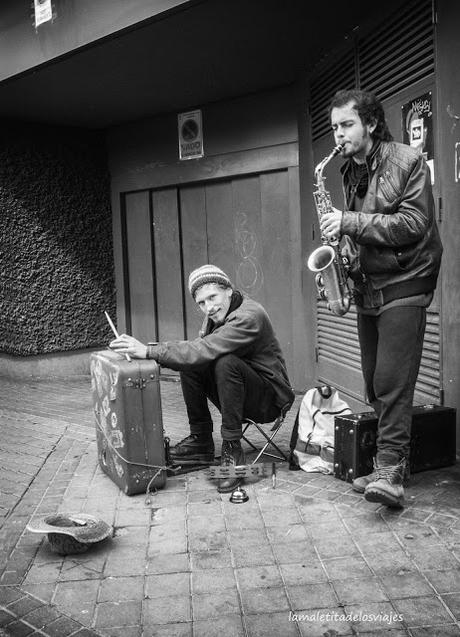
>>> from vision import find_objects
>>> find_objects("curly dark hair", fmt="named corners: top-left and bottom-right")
top-left (328, 89), bottom-right (393, 142)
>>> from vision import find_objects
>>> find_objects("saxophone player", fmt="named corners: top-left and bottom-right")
top-left (320, 89), bottom-right (443, 507)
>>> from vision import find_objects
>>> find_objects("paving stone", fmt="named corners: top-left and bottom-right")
top-left (392, 595), bottom-right (454, 627)
top-left (424, 568), bottom-right (460, 593)
top-left (145, 552), bottom-right (190, 575)
top-left (94, 600), bottom-right (142, 628)
top-left (143, 595), bottom-right (191, 625)
top-left (235, 565), bottom-right (283, 591)
top-left (53, 580), bottom-right (100, 608)
top-left (231, 541), bottom-right (275, 568)
top-left (190, 549), bottom-right (233, 570)
top-left (322, 555), bottom-right (374, 580)
top-left (279, 561), bottom-right (328, 586)
top-left (265, 523), bottom-right (309, 543)
top-left (408, 545), bottom-right (458, 570)
top-left (150, 505), bottom-right (187, 525)
top-left (379, 572), bottom-right (435, 599)
top-left (335, 576), bottom-right (389, 605)
top-left (188, 529), bottom-right (229, 552)
top-left (103, 627), bottom-right (141, 637)
top-left (313, 534), bottom-right (359, 559)
top-left (357, 631), bottom-right (410, 636)
top-left (0, 607), bottom-right (16, 626)
top-left (260, 507), bottom-right (302, 526)
top-left (241, 586), bottom-right (290, 614)
top-left (245, 610), bottom-right (300, 637)
top-left (98, 575), bottom-right (144, 602)
top-left (191, 567), bottom-right (236, 594)
top-left (344, 601), bottom-right (406, 631)
top-left (271, 541), bottom-right (317, 564)
top-left (287, 581), bottom-right (338, 611)
top-left (58, 562), bottom-right (103, 582)
top-left (44, 615), bottom-right (83, 637)
top-left (224, 512), bottom-right (266, 531)
top-left (409, 625), bottom-right (460, 636)
top-left (0, 619), bottom-right (36, 636)
top-left (112, 525), bottom-right (149, 546)
top-left (5, 596), bottom-right (43, 618)
top-left (354, 531), bottom-right (403, 554)
top-left (145, 572), bottom-right (190, 599)
top-left (441, 592), bottom-right (460, 619)
top-left (0, 586), bottom-right (24, 605)
top-left (294, 607), bottom-right (356, 636)
top-left (102, 555), bottom-right (146, 577)
top-left (192, 589), bottom-right (240, 620)
top-left (147, 622), bottom-right (192, 636)
top-left (362, 549), bottom-right (418, 576)
top-left (192, 614), bottom-right (244, 637)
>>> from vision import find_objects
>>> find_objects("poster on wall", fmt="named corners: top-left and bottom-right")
top-left (178, 110), bottom-right (204, 160)
top-left (402, 92), bottom-right (434, 184)
top-left (34, 0), bottom-right (52, 27)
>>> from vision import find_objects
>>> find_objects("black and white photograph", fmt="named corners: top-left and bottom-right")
top-left (0, 1), bottom-right (459, 636)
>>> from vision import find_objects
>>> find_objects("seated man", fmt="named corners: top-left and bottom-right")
top-left (109, 264), bottom-right (295, 493)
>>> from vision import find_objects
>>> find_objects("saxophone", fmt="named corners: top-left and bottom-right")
top-left (307, 144), bottom-right (351, 316)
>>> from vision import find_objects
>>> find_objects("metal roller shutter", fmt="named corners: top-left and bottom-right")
top-left (310, 0), bottom-right (441, 406)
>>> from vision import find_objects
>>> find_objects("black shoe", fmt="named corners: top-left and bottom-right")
top-left (217, 440), bottom-right (246, 494)
top-left (169, 434), bottom-right (214, 464)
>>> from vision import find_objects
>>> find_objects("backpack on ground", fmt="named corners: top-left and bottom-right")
top-left (289, 385), bottom-right (351, 474)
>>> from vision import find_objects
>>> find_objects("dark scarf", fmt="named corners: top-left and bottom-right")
top-left (348, 160), bottom-right (369, 200)
top-left (345, 140), bottom-right (381, 208)
top-left (207, 290), bottom-right (244, 334)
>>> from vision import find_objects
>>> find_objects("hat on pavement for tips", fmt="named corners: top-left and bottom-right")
top-left (188, 264), bottom-right (232, 299)
top-left (27, 512), bottom-right (112, 555)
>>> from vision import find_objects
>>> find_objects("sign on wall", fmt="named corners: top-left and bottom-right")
top-left (178, 110), bottom-right (204, 160)
top-left (402, 92), bottom-right (434, 184)
top-left (34, 0), bottom-right (53, 27)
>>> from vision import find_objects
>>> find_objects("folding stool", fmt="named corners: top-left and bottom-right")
top-left (241, 404), bottom-right (291, 464)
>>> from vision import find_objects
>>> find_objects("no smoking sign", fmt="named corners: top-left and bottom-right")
top-left (178, 110), bottom-right (204, 160)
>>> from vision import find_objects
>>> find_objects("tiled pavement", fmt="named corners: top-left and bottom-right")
top-left (1, 374), bottom-right (460, 637)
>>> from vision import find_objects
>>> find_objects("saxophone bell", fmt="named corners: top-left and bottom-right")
top-left (307, 245), bottom-right (350, 317)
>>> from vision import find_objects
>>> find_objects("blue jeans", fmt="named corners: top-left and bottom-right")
top-left (180, 354), bottom-right (279, 441)
top-left (358, 305), bottom-right (427, 462)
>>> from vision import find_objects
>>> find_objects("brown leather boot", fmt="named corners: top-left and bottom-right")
top-left (217, 440), bottom-right (245, 494)
top-left (364, 458), bottom-right (406, 507)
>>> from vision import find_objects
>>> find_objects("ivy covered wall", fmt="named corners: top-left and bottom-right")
top-left (0, 123), bottom-right (115, 356)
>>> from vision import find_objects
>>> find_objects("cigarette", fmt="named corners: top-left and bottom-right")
top-left (105, 311), bottom-right (131, 362)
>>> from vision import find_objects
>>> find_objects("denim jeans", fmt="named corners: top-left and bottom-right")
top-left (357, 305), bottom-right (427, 462)
top-left (180, 354), bottom-right (279, 441)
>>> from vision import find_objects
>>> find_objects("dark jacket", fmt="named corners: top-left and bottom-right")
top-left (340, 141), bottom-right (443, 307)
top-left (147, 293), bottom-right (295, 411)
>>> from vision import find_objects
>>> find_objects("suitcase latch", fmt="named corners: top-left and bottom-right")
top-left (125, 377), bottom-right (147, 390)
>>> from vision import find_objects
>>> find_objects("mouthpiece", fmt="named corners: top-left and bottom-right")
top-left (333, 144), bottom-right (344, 156)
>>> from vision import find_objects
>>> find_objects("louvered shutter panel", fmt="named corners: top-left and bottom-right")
top-left (358, 0), bottom-right (435, 99)
top-left (310, 49), bottom-right (356, 142)
top-left (310, 0), bottom-right (441, 406)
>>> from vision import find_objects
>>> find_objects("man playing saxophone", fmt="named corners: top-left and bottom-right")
top-left (320, 89), bottom-right (442, 507)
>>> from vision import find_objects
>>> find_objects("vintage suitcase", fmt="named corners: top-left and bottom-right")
top-left (90, 349), bottom-right (167, 495)
top-left (334, 404), bottom-right (457, 483)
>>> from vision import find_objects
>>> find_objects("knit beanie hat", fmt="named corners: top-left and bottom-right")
top-left (188, 264), bottom-right (232, 299)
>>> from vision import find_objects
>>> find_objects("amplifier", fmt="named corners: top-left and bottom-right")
top-left (334, 404), bottom-right (457, 483)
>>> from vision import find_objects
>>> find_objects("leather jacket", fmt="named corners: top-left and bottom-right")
top-left (340, 141), bottom-right (443, 307)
